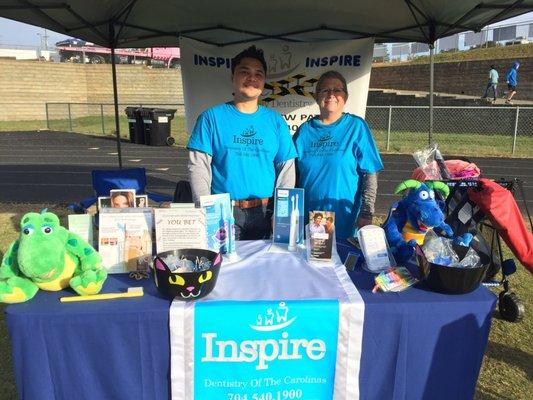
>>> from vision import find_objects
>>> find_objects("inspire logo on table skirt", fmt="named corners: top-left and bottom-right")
top-left (194, 299), bottom-right (339, 399)
top-left (170, 240), bottom-right (365, 400)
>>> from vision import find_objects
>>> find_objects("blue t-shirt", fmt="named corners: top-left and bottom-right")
top-left (294, 113), bottom-right (383, 239)
top-left (187, 102), bottom-right (297, 200)
top-left (506, 68), bottom-right (518, 86)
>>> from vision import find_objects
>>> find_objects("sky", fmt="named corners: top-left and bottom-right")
top-left (0, 11), bottom-right (532, 48)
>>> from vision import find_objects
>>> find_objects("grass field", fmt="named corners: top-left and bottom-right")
top-left (0, 203), bottom-right (531, 399)
top-left (1, 116), bottom-right (531, 158)
top-left (373, 130), bottom-right (533, 158)
top-left (0, 115), bottom-right (189, 148)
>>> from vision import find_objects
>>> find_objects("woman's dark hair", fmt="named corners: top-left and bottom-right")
top-left (231, 45), bottom-right (267, 75)
top-left (315, 70), bottom-right (348, 94)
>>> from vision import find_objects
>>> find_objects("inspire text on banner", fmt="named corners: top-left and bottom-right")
top-left (194, 299), bottom-right (340, 400)
top-left (180, 38), bottom-right (374, 134)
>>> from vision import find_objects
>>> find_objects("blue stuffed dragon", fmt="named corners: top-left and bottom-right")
top-left (383, 179), bottom-right (472, 263)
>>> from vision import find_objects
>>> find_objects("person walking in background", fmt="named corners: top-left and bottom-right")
top-left (482, 65), bottom-right (498, 102)
top-left (505, 61), bottom-right (520, 104)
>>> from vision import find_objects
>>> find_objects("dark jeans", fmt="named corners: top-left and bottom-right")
top-left (232, 204), bottom-right (273, 240)
top-left (483, 83), bottom-right (498, 100)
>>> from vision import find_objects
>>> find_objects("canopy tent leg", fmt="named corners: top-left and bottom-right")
top-left (428, 43), bottom-right (434, 147)
top-left (110, 22), bottom-right (123, 168)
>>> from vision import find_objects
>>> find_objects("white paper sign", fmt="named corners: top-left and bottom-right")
top-left (154, 208), bottom-right (207, 254)
top-left (67, 214), bottom-right (94, 247)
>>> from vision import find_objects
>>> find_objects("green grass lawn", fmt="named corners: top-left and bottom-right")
top-left (0, 203), bottom-right (531, 399)
top-left (373, 130), bottom-right (532, 158)
top-left (2, 117), bottom-right (532, 157)
top-left (0, 115), bottom-right (190, 148)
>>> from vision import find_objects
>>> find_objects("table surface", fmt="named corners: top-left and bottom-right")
top-left (6, 241), bottom-right (496, 400)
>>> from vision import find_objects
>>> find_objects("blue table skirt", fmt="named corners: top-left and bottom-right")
top-left (336, 242), bottom-right (496, 400)
top-left (6, 243), bottom-right (495, 400)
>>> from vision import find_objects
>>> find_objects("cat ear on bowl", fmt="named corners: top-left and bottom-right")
top-left (154, 258), bottom-right (167, 271)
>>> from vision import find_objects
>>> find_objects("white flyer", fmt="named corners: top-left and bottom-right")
top-left (154, 207), bottom-right (207, 254)
top-left (67, 214), bottom-right (94, 247)
top-left (98, 208), bottom-right (153, 274)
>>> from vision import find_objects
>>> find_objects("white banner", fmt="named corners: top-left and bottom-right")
top-left (180, 37), bottom-right (374, 134)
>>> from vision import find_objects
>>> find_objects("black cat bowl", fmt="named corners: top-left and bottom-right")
top-left (153, 249), bottom-right (222, 301)
top-left (415, 244), bottom-right (490, 294)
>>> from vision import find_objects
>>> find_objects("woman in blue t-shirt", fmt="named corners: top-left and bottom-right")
top-left (293, 70), bottom-right (383, 239)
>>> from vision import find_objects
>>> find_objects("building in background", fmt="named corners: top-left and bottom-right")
top-left (0, 45), bottom-right (57, 61)
top-left (380, 20), bottom-right (532, 62)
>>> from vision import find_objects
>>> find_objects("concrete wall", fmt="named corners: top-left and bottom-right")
top-left (1, 57), bottom-right (530, 122)
top-left (0, 59), bottom-right (184, 121)
top-left (370, 57), bottom-right (532, 100)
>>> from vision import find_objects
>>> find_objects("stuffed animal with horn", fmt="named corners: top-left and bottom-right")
top-left (383, 179), bottom-right (473, 263)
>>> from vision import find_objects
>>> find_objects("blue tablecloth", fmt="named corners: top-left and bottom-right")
top-left (6, 242), bottom-right (495, 400)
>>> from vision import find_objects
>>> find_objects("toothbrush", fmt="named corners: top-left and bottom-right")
top-left (295, 194), bottom-right (300, 244)
top-left (288, 194), bottom-right (299, 251)
top-left (220, 203), bottom-right (228, 253)
top-left (60, 287), bottom-right (144, 302)
top-left (227, 209), bottom-right (236, 254)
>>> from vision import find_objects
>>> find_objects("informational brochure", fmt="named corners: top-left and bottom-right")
top-left (98, 208), bottom-right (153, 274)
top-left (199, 193), bottom-right (234, 254)
top-left (67, 214), bottom-right (94, 247)
top-left (272, 188), bottom-right (305, 251)
top-left (308, 210), bottom-right (335, 261)
top-left (154, 207), bottom-right (207, 254)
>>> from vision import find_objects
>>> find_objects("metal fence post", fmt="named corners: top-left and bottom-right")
top-left (387, 105), bottom-right (392, 151)
top-left (67, 103), bottom-right (73, 132)
top-left (512, 106), bottom-right (519, 156)
top-left (100, 104), bottom-right (105, 134)
top-left (45, 103), bottom-right (50, 129)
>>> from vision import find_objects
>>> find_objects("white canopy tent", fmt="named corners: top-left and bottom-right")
top-left (1, 0), bottom-right (532, 166)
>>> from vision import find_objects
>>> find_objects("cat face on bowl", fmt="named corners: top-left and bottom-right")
top-left (153, 249), bottom-right (221, 301)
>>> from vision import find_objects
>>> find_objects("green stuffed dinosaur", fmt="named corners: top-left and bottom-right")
top-left (0, 211), bottom-right (107, 303)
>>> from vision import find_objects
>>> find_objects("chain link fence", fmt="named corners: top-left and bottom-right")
top-left (366, 106), bottom-right (532, 157)
top-left (45, 102), bottom-right (187, 145)
top-left (44, 102), bottom-right (532, 157)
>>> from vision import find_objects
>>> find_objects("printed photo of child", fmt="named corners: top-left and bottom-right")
top-left (97, 196), bottom-right (111, 210)
top-left (135, 195), bottom-right (148, 208)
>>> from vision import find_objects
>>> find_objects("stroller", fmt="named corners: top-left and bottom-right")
top-left (414, 160), bottom-right (532, 322)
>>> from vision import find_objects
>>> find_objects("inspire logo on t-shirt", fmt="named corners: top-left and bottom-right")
top-left (233, 125), bottom-right (264, 146)
top-left (310, 133), bottom-right (340, 149)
